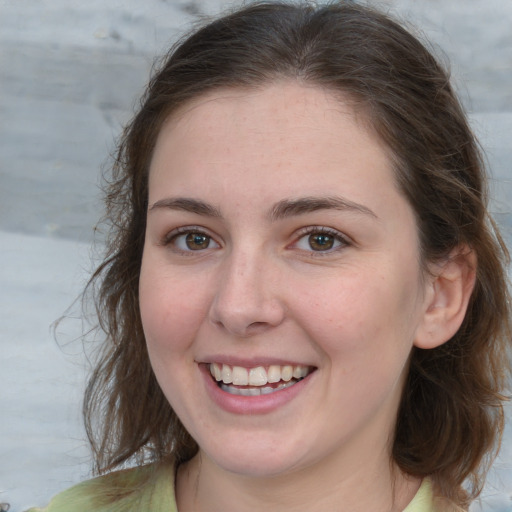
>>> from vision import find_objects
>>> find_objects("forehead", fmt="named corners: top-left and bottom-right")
top-left (158, 83), bottom-right (377, 144)
top-left (149, 82), bottom-right (395, 195)
top-left (147, 81), bottom-right (418, 254)
top-left (165, 82), bottom-right (357, 126)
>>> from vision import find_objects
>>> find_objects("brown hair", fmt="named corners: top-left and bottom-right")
top-left (84, 1), bottom-right (511, 508)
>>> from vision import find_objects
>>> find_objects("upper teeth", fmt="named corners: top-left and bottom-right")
top-left (209, 363), bottom-right (310, 386)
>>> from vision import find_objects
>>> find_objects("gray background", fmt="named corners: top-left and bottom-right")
top-left (1, 1), bottom-right (511, 510)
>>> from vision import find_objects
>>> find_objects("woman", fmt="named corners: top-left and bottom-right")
top-left (30, 1), bottom-right (511, 511)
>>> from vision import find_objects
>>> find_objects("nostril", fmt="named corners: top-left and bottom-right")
top-left (209, 297), bottom-right (286, 336)
top-left (248, 321), bottom-right (268, 329)
top-left (239, 321), bottom-right (271, 337)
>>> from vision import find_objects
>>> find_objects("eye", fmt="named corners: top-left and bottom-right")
top-left (293, 227), bottom-right (348, 253)
top-left (167, 228), bottom-right (220, 252)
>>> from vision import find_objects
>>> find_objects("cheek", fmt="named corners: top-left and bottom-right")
top-left (298, 264), bottom-right (422, 359)
top-left (139, 260), bottom-right (209, 355)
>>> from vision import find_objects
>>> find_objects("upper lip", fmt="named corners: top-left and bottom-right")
top-left (197, 356), bottom-right (316, 368)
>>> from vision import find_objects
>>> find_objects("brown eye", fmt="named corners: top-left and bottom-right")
top-left (308, 233), bottom-right (335, 251)
top-left (168, 228), bottom-right (220, 253)
top-left (185, 232), bottom-right (211, 250)
top-left (293, 228), bottom-right (347, 253)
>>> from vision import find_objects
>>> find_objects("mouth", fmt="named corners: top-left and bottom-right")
top-left (208, 363), bottom-right (315, 397)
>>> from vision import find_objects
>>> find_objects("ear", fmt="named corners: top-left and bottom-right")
top-left (414, 246), bottom-right (477, 350)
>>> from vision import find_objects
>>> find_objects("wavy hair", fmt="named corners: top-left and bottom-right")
top-left (83, 2), bottom-right (511, 508)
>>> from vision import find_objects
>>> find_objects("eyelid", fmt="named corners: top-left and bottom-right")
top-left (161, 225), bottom-right (222, 252)
top-left (290, 226), bottom-right (352, 253)
top-left (159, 224), bottom-right (351, 254)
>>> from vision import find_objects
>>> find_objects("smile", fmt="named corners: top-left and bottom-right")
top-left (209, 363), bottom-right (313, 397)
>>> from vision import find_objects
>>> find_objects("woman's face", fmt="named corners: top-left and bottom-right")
top-left (140, 82), bottom-right (432, 478)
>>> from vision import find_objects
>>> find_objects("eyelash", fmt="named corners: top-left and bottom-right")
top-left (291, 226), bottom-right (351, 255)
top-left (161, 225), bottom-right (351, 255)
top-left (162, 226), bottom-right (220, 254)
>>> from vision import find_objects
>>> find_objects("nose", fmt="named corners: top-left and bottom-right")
top-left (209, 249), bottom-right (286, 337)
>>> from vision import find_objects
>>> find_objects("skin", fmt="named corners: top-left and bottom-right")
top-left (139, 82), bottom-right (472, 511)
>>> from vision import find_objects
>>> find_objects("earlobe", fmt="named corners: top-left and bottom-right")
top-left (414, 247), bottom-right (477, 350)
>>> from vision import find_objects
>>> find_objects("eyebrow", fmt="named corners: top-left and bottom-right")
top-left (148, 197), bottom-right (222, 217)
top-left (268, 196), bottom-right (378, 221)
top-left (148, 195), bottom-right (377, 220)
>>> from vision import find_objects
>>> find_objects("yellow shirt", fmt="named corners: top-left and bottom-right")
top-left (28, 463), bottom-right (436, 512)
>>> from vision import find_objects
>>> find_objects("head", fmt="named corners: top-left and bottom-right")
top-left (85, 1), bottom-right (511, 508)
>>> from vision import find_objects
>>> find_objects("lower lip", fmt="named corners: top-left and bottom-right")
top-left (200, 364), bottom-right (313, 415)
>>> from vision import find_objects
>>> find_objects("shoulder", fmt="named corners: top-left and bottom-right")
top-left (27, 461), bottom-right (177, 512)
top-left (403, 479), bottom-right (464, 512)
top-left (404, 479), bottom-right (436, 512)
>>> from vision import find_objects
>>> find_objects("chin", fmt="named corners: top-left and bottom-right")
top-left (201, 436), bottom-right (307, 478)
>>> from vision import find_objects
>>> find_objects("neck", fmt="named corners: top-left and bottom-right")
top-left (176, 447), bottom-right (421, 512)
